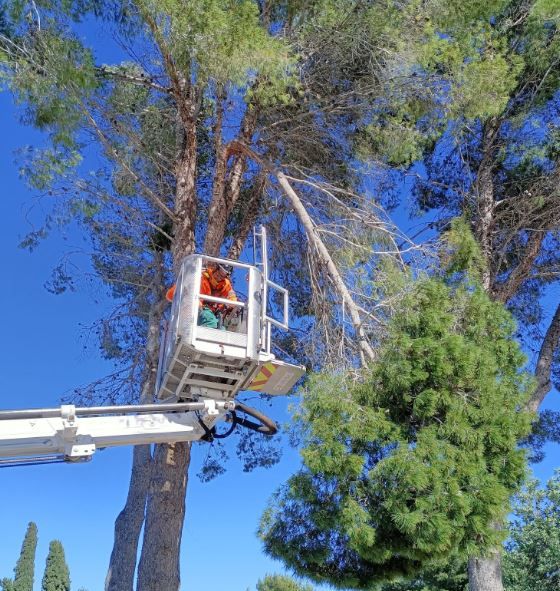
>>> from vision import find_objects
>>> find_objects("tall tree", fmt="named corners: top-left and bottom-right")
top-left (13, 522), bottom-right (37, 591)
top-left (503, 472), bottom-right (560, 591)
top-left (408, 2), bottom-right (560, 588)
top-left (41, 541), bottom-right (70, 591)
top-left (260, 226), bottom-right (532, 588)
top-left (259, 470), bottom-right (560, 591)
top-left (0, 522), bottom-right (38, 591)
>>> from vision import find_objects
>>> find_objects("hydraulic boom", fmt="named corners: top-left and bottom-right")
top-left (0, 399), bottom-right (233, 467)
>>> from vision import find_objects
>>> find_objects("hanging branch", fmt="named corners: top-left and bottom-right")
top-left (230, 140), bottom-right (376, 365)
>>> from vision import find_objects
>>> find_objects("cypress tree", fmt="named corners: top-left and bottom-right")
top-left (12, 522), bottom-right (37, 591)
top-left (41, 541), bottom-right (70, 591)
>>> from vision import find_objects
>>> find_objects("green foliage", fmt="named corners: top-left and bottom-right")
top-left (516, 0), bottom-right (560, 110)
top-left (12, 522), bottom-right (37, 591)
top-left (503, 472), bottom-right (560, 591)
top-left (139, 0), bottom-right (294, 98)
top-left (41, 541), bottom-right (70, 591)
top-left (441, 217), bottom-right (485, 281)
top-left (256, 574), bottom-right (313, 591)
top-left (346, 0), bottom-right (528, 165)
top-left (378, 471), bottom-right (560, 591)
top-left (260, 275), bottom-right (533, 588)
top-left (18, 146), bottom-right (82, 191)
top-left (0, 579), bottom-right (14, 591)
top-left (377, 556), bottom-right (468, 591)
top-left (3, 25), bottom-right (97, 148)
top-left (263, 562), bottom-right (469, 591)
top-left (449, 47), bottom-right (522, 120)
top-left (357, 117), bottom-right (434, 168)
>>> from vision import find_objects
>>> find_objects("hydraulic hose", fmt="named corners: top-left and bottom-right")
top-left (232, 402), bottom-right (278, 436)
top-left (197, 402), bottom-right (278, 441)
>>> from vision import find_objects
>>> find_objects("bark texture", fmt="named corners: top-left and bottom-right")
top-left (469, 119), bottom-right (505, 591)
top-left (173, 112), bottom-right (198, 269)
top-left (136, 442), bottom-right (191, 591)
top-left (468, 554), bottom-right (504, 591)
top-left (204, 107), bottom-right (257, 257)
top-left (105, 445), bottom-right (153, 591)
top-left (529, 301), bottom-right (560, 413)
top-left (227, 172), bottom-right (266, 260)
top-left (474, 119), bottom-right (500, 292)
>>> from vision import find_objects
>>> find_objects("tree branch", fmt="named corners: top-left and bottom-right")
top-left (81, 107), bottom-right (177, 222)
top-left (204, 103), bottom-right (258, 255)
top-left (493, 230), bottom-right (545, 304)
top-left (230, 140), bottom-right (376, 365)
top-left (95, 65), bottom-right (172, 95)
top-left (529, 302), bottom-right (560, 413)
top-left (227, 172), bottom-right (267, 261)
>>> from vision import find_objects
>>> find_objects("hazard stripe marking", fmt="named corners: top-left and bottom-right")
top-left (247, 362), bottom-right (278, 390)
top-left (260, 366), bottom-right (273, 379)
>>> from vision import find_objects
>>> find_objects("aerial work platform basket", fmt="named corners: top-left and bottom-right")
top-left (156, 230), bottom-right (305, 403)
top-left (0, 228), bottom-right (305, 467)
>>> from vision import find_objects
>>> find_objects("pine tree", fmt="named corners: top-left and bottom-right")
top-left (503, 472), bottom-right (560, 591)
top-left (260, 240), bottom-right (533, 588)
top-left (41, 541), bottom-right (70, 591)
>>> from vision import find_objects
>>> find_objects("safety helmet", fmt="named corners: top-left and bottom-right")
top-left (215, 263), bottom-right (233, 276)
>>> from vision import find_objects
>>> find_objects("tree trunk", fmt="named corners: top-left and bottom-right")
top-left (227, 172), bottom-right (266, 260)
top-left (469, 118), bottom-right (505, 591)
top-left (474, 119), bottom-right (500, 291)
top-left (204, 107), bottom-right (257, 256)
top-left (105, 252), bottom-right (165, 591)
top-left (172, 105), bottom-right (198, 270)
top-left (468, 554), bottom-right (504, 591)
top-left (105, 445), bottom-right (153, 591)
top-left (136, 104), bottom-right (198, 591)
top-left (529, 301), bottom-right (560, 413)
top-left (135, 442), bottom-right (191, 591)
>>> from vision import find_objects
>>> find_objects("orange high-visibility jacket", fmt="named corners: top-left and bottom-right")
top-left (200, 268), bottom-right (237, 311)
top-left (165, 268), bottom-right (237, 310)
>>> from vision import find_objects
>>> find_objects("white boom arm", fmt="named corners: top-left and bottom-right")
top-left (0, 400), bottom-right (233, 467)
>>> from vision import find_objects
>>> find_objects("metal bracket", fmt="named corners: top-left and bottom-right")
top-left (59, 405), bottom-right (96, 460)
top-left (204, 399), bottom-right (219, 416)
top-left (60, 404), bottom-right (78, 442)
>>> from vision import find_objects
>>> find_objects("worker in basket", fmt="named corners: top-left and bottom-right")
top-left (166, 262), bottom-right (238, 329)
